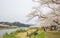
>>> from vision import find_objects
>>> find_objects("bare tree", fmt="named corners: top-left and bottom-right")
top-left (27, 0), bottom-right (60, 27)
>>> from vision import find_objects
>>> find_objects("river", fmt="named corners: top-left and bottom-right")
top-left (0, 27), bottom-right (29, 36)
top-left (0, 29), bottom-right (18, 36)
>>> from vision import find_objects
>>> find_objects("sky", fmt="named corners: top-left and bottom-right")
top-left (0, 0), bottom-right (53, 24)
top-left (0, 0), bottom-right (39, 24)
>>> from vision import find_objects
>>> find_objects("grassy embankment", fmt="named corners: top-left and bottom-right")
top-left (3, 28), bottom-right (45, 38)
top-left (3, 28), bottom-right (60, 38)
top-left (3, 29), bottom-right (27, 38)
top-left (45, 31), bottom-right (60, 38)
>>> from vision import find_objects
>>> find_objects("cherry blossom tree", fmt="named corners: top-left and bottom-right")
top-left (27, 0), bottom-right (60, 27)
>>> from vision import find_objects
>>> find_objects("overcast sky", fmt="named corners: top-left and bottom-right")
top-left (0, 0), bottom-right (38, 24)
top-left (0, 0), bottom-right (53, 24)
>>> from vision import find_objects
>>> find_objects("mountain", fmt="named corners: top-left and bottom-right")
top-left (0, 22), bottom-right (30, 27)
top-left (12, 22), bottom-right (30, 27)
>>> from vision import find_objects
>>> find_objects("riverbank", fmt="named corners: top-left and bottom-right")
top-left (0, 28), bottom-right (19, 37)
top-left (3, 29), bottom-right (27, 38)
top-left (3, 28), bottom-right (45, 38)
top-left (1, 28), bottom-right (60, 38)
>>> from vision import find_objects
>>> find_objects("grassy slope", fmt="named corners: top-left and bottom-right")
top-left (3, 33), bottom-right (17, 38)
top-left (3, 28), bottom-right (60, 38)
top-left (16, 29), bottom-right (45, 38)
top-left (31, 29), bottom-right (45, 38)
top-left (16, 29), bottom-right (60, 38)
top-left (45, 31), bottom-right (60, 38)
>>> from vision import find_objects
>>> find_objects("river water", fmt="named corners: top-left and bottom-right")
top-left (0, 29), bottom-right (18, 36)
top-left (0, 27), bottom-right (29, 36)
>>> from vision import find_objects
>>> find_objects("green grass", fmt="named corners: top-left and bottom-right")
top-left (16, 29), bottom-right (27, 33)
top-left (31, 29), bottom-right (45, 38)
top-left (3, 33), bottom-right (17, 38)
top-left (3, 29), bottom-right (27, 38)
top-left (45, 31), bottom-right (60, 38)
top-left (4, 28), bottom-right (60, 38)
